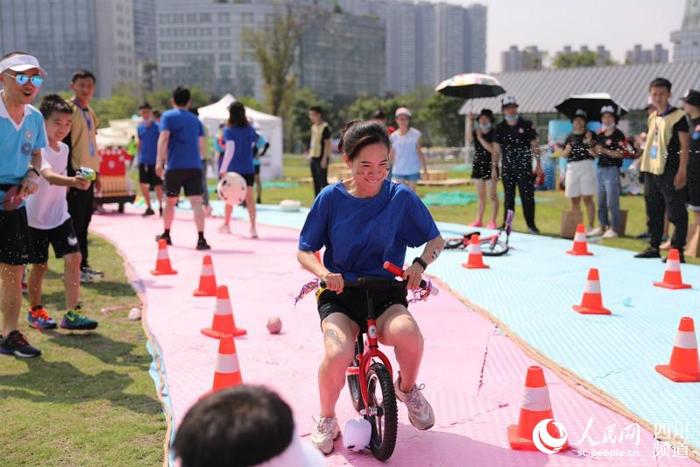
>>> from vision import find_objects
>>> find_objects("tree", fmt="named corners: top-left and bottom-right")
top-left (551, 50), bottom-right (617, 69)
top-left (145, 86), bottom-right (211, 113)
top-left (417, 93), bottom-right (464, 147)
top-left (243, 7), bottom-right (302, 117)
top-left (287, 87), bottom-right (330, 153)
top-left (90, 84), bottom-right (140, 127)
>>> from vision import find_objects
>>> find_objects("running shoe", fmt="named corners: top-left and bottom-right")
top-left (486, 220), bottom-right (498, 229)
top-left (156, 232), bottom-right (172, 245)
top-left (602, 229), bottom-right (618, 239)
top-left (250, 227), bottom-right (258, 239)
top-left (310, 416), bottom-right (340, 455)
top-left (635, 247), bottom-right (661, 259)
top-left (142, 207), bottom-right (155, 217)
top-left (468, 220), bottom-right (483, 227)
top-left (196, 237), bottom-right (211, 250)
top-left (0, 330), bottom-right (41, 358)
top-left (84, 266), bottom-right (104, 277)
top-left (218, 224), bottom-right (231, 234)
top-left (587, 226), bottom-right (604, 237)
top-left (60, 306), bottom-right (98, 331)
top-left (80, 270), bottom-right (96, 283)
top-left (27, 305), bottom-right (57, 330)
top-left (394, 373), bottom-right (435, 431)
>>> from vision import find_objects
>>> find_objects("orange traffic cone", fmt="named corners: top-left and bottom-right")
top-left (654, 249), bottom-right (691, 290)
top-left (462, 234), bottom-right (489, 269)
top-left (193, 255), bottom-right (218, 297)
top-left (209, 335), bottom-right (243, 394)
top-left (508, 366), bottom-right (568, 452)
top-left (573, 268), bottom-right (611, 315)
top-left (150, 239), bottom-right (177, 275)
top-left (655, 317), bottom-right (700, 382)
top-left (566, 224), bottom-right (593, 256)
top-left (201, 285), bottom-right (247, 338)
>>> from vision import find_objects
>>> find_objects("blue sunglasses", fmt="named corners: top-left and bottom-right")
top-left (8, 73), bottom-right (44, 87)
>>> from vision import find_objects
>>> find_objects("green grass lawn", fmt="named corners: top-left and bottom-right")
top-left (0, 236), bottom-right (165, 467)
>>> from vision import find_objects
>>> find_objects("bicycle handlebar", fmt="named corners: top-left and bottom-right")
top-left (319, 261), bottom-right (429, 290)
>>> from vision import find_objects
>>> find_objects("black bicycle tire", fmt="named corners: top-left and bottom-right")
top-left (480, 239), bottom-right (509, 256)
top-left (366, 362), bottom-right (398, 461)
top-left (444, 237), bottom-right (466, 250)
top-left (347, 373), bottom-right (365, 413)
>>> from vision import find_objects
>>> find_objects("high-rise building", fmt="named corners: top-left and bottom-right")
top-left (298, 12), bottom-right (385, 101)
top-left (671, 0), bottom-right (700, 62)
top-left (625, 44), bottom-right (669, 65)
top-left (339, 0), bottom-right (487, 94)
top-left (500, 45), bottom-right (545, 72)
top-left (0, 0), bottom-right (136, 98)
top-left (134, 0), bottom-right (158, 93)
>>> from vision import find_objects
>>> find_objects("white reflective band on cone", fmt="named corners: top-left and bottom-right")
top-left (574, 233), bottom-right (586, 242)
top-left (674, 331), bottom-right (698, 350)
top-left (216, 354), bottom-right (240, 373)
top-left (202, 265), bottom-right (214, 275)
top-left (584, 281), bottom-right (601, 294)
top-left (521, 386), bottom-right (551, 411)
top-left (158, 250), bottom-right (169, 259)
top-left (666, 261), bottom-right (680, 272)
top-left (214, 300), bottom-right (232, 315)
top-left (469, 243), bottom-right (481, 254)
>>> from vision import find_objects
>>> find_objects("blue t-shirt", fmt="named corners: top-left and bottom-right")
top-left (299, 180), bottom-right (440, 281)
top-left (159, 108), bottom-right (203, 170)
top-left (253, 132), bottom-right (268, 168)
top-left (222, 125), bottom-right (257, 175)
top-left (0, 96), bottom-right (47, 209)
top-left (137, 121), bottom-right (160, 165)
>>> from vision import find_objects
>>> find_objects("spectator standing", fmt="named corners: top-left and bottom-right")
top-left (308, 106), bottom-right (331, 197)
top-left (561, 109), bottom-right (597, 233)
top-left (136, 102), bottom-right (163, 217)
top-left (466, 109), bottom-right (499, 228)
top-left (389, 107), bottom-right (428, 192)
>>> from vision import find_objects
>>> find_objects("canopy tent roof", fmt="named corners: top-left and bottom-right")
top-left (197, 94), bottom-right (281, 124)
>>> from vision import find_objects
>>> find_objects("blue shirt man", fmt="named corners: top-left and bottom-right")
top-left (137, 120), bottom-right (160, 165)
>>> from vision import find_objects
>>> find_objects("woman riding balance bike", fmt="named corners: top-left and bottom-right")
top-left (297, 120), bottom-right (445, 455)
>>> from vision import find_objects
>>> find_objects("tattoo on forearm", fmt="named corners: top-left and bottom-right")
top-left (431, 246), bottom-right (442, 261)
top-left (324, 329), bottom-right (342, 347)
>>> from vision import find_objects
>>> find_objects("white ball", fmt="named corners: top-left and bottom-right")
top-left (128, 307), bottom-right (141, 320)
top-left (342, 418), bottom-right (371, 452)
top-left (217, 172), bottom-right (247, 206)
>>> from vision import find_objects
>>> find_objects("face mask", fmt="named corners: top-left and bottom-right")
top-left (479, 123), bottom-right (492, 132)
top-left (601, 123), bottom-right (616, 131)
top-left (505, 114), bottom-right (518, 122)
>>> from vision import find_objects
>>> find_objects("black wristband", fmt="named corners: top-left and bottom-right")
top-left (27, 167), bottom-right (40, 177)
top-left (412, 257), bottom-right (427, 271)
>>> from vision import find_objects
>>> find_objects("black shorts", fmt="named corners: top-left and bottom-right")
top-left (317, 286), bottom-right (408, 332)
top-left (471, 157), bottom-right (493, 180)
top-left (236, 172), bottom-right (255, 187)
top-left (164, 169), bottom-right (204, 197)
top-left (138, 163), bottom-right (163, 188)
top-left (0, 207), bottom-right (33, 265)
top-left (28, 219), bottom-right (81, 264)
top-left (254, 164), bottom-right (260, 176)
top-left (688, 156), bottom-right (700, 209)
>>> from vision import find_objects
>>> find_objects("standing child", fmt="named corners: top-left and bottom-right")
top-left (25, 95), bottom-right (98, 331)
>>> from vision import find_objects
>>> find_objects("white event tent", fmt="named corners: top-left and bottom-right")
top-left (197, 94), bottom-right (283, 180)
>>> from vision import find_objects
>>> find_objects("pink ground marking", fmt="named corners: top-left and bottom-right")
top-left (91, 208), bottom-right (695, 466)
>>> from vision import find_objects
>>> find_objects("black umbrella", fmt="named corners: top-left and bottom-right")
top-left (435, 73), bottom-right (506, 100)
top-left (555, 93), bottom-right (628, 120)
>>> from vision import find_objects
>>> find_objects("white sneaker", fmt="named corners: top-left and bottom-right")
top-left (587, 226), bottom-right (603, 237)
top-left (310, 416), bottom-right (340, 455)
top-left (394, 373), bottom-right (435, 431)
top-left (602, 229), bottom-right (618, 239)
top-left (218, 224), bottom-right (231, 234)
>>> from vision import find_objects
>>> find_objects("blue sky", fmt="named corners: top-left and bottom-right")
top-left (429, 0), bottom-right (686, 72)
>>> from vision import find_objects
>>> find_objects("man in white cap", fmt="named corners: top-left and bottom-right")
top-left (0, 51), bottom-right (48, 358)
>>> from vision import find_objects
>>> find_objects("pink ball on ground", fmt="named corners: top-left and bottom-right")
top-left (267, 316), bottom-right (282, 334)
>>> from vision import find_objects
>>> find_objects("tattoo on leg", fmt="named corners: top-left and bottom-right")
top-left (324, 328), bottom-right (342, 347)
top-left (431, 247), bottom-right (442, 261)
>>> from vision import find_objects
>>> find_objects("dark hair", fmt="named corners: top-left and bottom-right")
top-left (372, 109), bottom-right (386, 120)
top-left (71, 69), bottom-right (96, 84)
top-left (227, 101), bottom-right (248, 128)
top-left (478, 108), bottom-right (494, 122)
top-left (173, 86), bottom-right (191, 106)
top-left (153, 110), bottom-right (161, 118)
top-left (173, 385), bottom-right (294, 467)
top-left (39, 94), bottom-right (73, 119)
top-left (309, 105), bottom-right (323, 116)
top-left (338, 120), bottom-right (390, 160)
top-left (138, 102), bottom-right (152, 110)
top-left (649, 77), bottom-right (672, 92)
top-left (1, 51), bottom-right (30, 60)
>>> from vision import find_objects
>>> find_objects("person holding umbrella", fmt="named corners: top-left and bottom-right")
top-left (466, 109), bottom-right (498, 228)
top-left (681, 89), bottom-right (700, 235)
top-left (588, 106), bottom-right (629, 238)
top-left (561, 109), bottom-right (597, 234)
top-left (493, 96), bottom-right (543, 234)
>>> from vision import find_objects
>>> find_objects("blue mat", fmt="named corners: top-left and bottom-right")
top-left (179, 201), bottom-right (700, 451)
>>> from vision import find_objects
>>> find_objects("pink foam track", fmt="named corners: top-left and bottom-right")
top-left (91, 208), bottom-right (694, 466)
